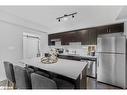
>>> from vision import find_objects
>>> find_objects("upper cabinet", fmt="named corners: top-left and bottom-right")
top-left (48, 23), bottom-right (124, 46)
top-left (88, 28), bottom-right (97, 45)
top-left (97, 23), bottom-right (124, 35)
top-left (48, 33), bottom-right (62, 45)
top-left (78, 29), bottom-right (96, 45)
top-left (61, 31), bottom-right (82, 45)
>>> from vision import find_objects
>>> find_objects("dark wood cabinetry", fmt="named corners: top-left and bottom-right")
top-left (48, 35), bottom-right (52, 45)
top-left (97, 26), bottom-right (108, 35)
top-left (48, 23), bottom-right (124, 46)
top-left (97, 23), bottom-right (124, 35)
top-left (108, 23), bottom-right (124, 33)
top-left (78, 30), bottom-right (89, 45)
top-left (78, 28), bottom-right (97, 45)
top-left (88, 28), bottom-right (97, 45)
top-left (61, 32), bottom-right (69, 45)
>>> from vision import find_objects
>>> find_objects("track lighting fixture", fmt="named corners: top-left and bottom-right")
top-left (72, 15), bottom-right (74, 18)
top-left (56, 12), bottom-right (77, 22)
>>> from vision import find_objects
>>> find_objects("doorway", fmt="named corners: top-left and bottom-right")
top-left (23, 33), bottom-right (40, 58)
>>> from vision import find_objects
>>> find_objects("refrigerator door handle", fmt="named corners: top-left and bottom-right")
top-left (97, 54), bottom-right (99, 67)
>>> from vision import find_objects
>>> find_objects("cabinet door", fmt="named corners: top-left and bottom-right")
top-left (68, 32), bottom-right (77, 42)
top-left (48, 33), bottom-right (62, 45)
top-left (79, 30), bottom-right (89, 45)
top-left (48, 35), bottom-right (51, 45)
top-left (88, 28), bottom-right (97, 45)
top-left (76, 31), bottom-right (82, 42)
top-left (97, 23), bottom-right (124, 35)
top-left (61, 32), bottom-right (69, 45)
top-left (61, 31), bottom-right (80, 45)
top-left (97, 26), bottom-right (108, 35)
top-left (108, 23), bottom-right (124, 33)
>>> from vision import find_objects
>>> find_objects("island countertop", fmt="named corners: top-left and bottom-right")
top-left (19, 57), bottom-right (87, 80)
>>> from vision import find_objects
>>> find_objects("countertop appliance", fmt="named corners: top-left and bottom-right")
top-left (96, 34), bottom-right (126, 88)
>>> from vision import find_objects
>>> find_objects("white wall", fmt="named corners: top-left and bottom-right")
top-left (0, 9), bottom-right (48, 33)
top-left (0, 21), bottom-right (48, 81)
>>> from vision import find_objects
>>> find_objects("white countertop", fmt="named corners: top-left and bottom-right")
top-left (19, 57), bottom-right (87, 80)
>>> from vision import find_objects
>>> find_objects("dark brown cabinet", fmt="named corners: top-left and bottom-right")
top-left (79, 28), bottom-right (97, 45)
top-left (88, 28), bottom-right (97, 45)
top-left (97, 23), bottom-right (124, 35)
top-left (48, 23), bottom-right (124, 46)
top-left (78, 30), bottom-right (89, 45)
top-left (97, 26), bottom-right (108, 35)
top-left (48, 33), bottom-right (62, 45)
top-left (61, 32), bottom-right (69, 45)
top-left (61, 31), bottom-right (82, 45)
top-left (108, 23), bottom-right (124, 33)
top-left (48, 35), bottom-right (53, 45)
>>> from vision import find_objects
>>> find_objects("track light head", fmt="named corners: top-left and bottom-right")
top-left (64, 14), bottom-right (68, 17)
top-left (72, 15), bottom-right (74, 18)
top-left (58, 19), bottom-right (60, 22)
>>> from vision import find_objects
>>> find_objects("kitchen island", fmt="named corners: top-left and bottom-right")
top-left (58, 53), bottom-right (97, 78)
top-left (19, 57), bottom-right (88, 89)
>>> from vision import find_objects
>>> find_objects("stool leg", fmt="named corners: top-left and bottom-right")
top-left (5, 80), bottom-right (9, 90)
top-left (7, 80), bottom-right (9, 87)
top-left (12, 83), bottom-right (16, 89)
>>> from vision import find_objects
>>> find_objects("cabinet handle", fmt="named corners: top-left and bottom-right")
top-left (107, 29), bottom-right (108, 32)
top-left (109, 29), bottom-right (110, 32)
top-left (97, 58), bottom-right (99, 67)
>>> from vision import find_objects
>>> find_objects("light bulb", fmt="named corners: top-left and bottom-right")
top-left (63, 17), bottom-right (68, 21)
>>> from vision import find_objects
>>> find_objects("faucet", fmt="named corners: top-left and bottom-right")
top-left (74, 50), bottom-right (76, 55)
top-left (72, 50), bottom-right (76, 55)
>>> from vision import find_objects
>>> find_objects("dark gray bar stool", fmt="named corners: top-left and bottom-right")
top-left (31, 73), bottom-right (57, 89)
top-left (13, 65), bottom-right (32, 89)
top-left (4, 61), bottom-right (15, 88)
top-left (53, 77), bottom-right (75, 89)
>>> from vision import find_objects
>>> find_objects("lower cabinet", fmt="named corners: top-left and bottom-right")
top-left (58, 55), bottom-right (81, 61)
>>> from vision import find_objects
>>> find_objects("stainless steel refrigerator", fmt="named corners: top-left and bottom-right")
top-left (96, 34), bottom-right (126, 88)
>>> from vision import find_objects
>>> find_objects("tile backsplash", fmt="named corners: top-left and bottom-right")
top-left (49, 42), bottom-right (96, 56)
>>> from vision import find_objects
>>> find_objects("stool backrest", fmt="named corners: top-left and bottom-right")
top-left (14, 66), bottom-right (31, 89)
top-left (4, 61), bottom-right (15, 82)
top-left (31, 73), bottom-right (57, 89)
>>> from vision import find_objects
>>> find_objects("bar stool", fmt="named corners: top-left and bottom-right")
top-left (4, 61), bottom-right (15, 89)
top-left (31, 73), bottom-right (57, 89)
top-left (13, 65), bottom-right (32, 89)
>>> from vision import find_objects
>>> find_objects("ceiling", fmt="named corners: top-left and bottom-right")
top-left (116, 6), bottom-right (127, 20)
top-left (0, 6), bottom-right (124, 34)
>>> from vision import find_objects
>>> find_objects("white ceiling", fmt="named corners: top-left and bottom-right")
top-left (0, 6), bottom-right (124, 34)
top-left (116, 6), bottom-right (127, 20)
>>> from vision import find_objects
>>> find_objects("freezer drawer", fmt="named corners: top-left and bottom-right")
top-left (97, 53), bottom-right (126, 88)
